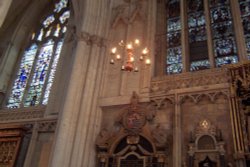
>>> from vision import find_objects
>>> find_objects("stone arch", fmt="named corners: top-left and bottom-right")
top-left (196, 135), bottom-right (216, 150)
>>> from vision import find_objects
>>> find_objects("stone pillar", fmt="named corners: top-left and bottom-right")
top-left (49, 0), bottom-right (110, 167)
top-left (0, 0), bottom-right (12, 28)
top-left (23, 123), bottom-right (38, 167)
top-left (173, 95), bottom-right (182, 167)
top-left (203, 0), bottom-right (215, 68)
top-left (180, 0), bottom-right (189, 72)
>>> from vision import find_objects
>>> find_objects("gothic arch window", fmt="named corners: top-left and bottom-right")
top-left (164, 0), bottom-right (240, 74)
top-left (6, 0), bottom-right (70, 108)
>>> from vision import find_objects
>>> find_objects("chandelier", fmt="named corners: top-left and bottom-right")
top-left (110, 39), bottom-right (151, 72)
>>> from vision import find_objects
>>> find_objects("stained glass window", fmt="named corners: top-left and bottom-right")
top-left (210, 0), bottom-right (238, 67)
top-left (7, 0), bottom-right (70, 108)
top-left (188, 0), bottom-right (210, 71)
top-left (166, 0), bottom-right (183, 74)
top-left (239, 0), bottom-right (250, 59)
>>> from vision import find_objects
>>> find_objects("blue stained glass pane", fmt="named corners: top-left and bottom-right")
top-left (24, 40), bottom-right (54, 107)
top-left (166, 0), bottom-right (182, 74)
top-left (167, 63), bottom-right (183, 74)
top-left (37, 29), bottom-right (44, 41)
top-left (167, 18), bottom-right (181, 32)
top-left (188, 0), bottom-right (209, 71)
top-left (54, 24), bottom-right (61, 37)
top-left (43, 15), bottom-right (55, 28)
top-left (210, 0), bottom-right (238, 66)
top-left (54, 0), bottom-right (68, 13)
top-left (239, 0), bottom-right (250, 59)
top-left (215, 55), bottom-right (238, 67)
top-left (59, 10), bottom-right (70, 24)
top-left (42, 41), bottom-right (63, 105)
top-left (7, 44), bottom-right (38, 108)
top-left (190, 60), bottom-right (210, 71)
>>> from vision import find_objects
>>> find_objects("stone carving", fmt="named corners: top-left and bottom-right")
top-left (151, 68), bottom-right (229, 93)
top-left (117, 92), bottom-right (156, 134)
top-left (195, 119), bottom-right (216, 137)
top-left (96, 128), bottom-right (112, 147)
top-left (77, 31), bottom-right (106, 47)
top-left (38, 121), bottom-right (57, 132)
top-left (111, 0), bottom-right (145, 28)
top-left (228, 62), bottom-right (250, 154)
top-left (151, 124), bottom-right (167, 147)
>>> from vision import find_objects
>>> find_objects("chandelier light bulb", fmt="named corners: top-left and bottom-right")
top-left (119, 40), bottom-right (125, 46)
top-left (121, 65), bottom-right (125, 70)
top-left (134, 67), bottom-right (139, 72)
top-left (116, 54), bottom-right (121, 60)
top-left (111, 47), bottom-right (117, 54)
top-left (145, 58), bottom-right (151, 65)
top-left (130, 57), bottom-right (135, 62)
top-left (110, 59), bottom-right (114, 64)
top-left (142, 48), bottom-right (149, 55)
top-left (126, 44), bottom-right (133, 50)
top-left (139, 55), bottom-right (144, 61)
top-left (134, 39), bottom-right (140, 45)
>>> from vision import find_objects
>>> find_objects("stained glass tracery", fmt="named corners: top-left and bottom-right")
top-left (7, 0), bottom-right (70, 108)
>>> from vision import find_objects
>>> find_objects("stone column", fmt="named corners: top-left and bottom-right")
top-left (23, 123), bottom-right (39, 167)
top-left (0, 0), bottom-right (12, 27)
top-left (49, 0), bottom-right (110, 167)
top-left (173, 95), bottom-right (182, 167)
top-left (180, 0), bottom-right (189, 72)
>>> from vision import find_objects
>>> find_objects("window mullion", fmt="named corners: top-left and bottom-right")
top-left (203, 0), bottom-right (215, 68)
top-left (20, 42), bottom-right (43, 108)
top-left (230, 0), bottom-right (248, 61)
top-left (180, 0), bottom-right (190, 72)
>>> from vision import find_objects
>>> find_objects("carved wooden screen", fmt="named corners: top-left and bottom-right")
top-left (0, 138), bottom-right (21, 167)
top-left (0, 126), bottom-right (26, 167)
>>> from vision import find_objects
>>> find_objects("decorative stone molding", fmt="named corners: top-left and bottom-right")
top-left (37, 120), bottom-right (57, 132)
top-left (151, 68), bottom-right (229, 94)
top-left (0, 108), bottom-right (44, 122)
top-left (150, 96), bottom-right (175, 110)
top-left (77, 31), bottom-right (106, 47)
top-left (179, 90), bottom-right (229, 104)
